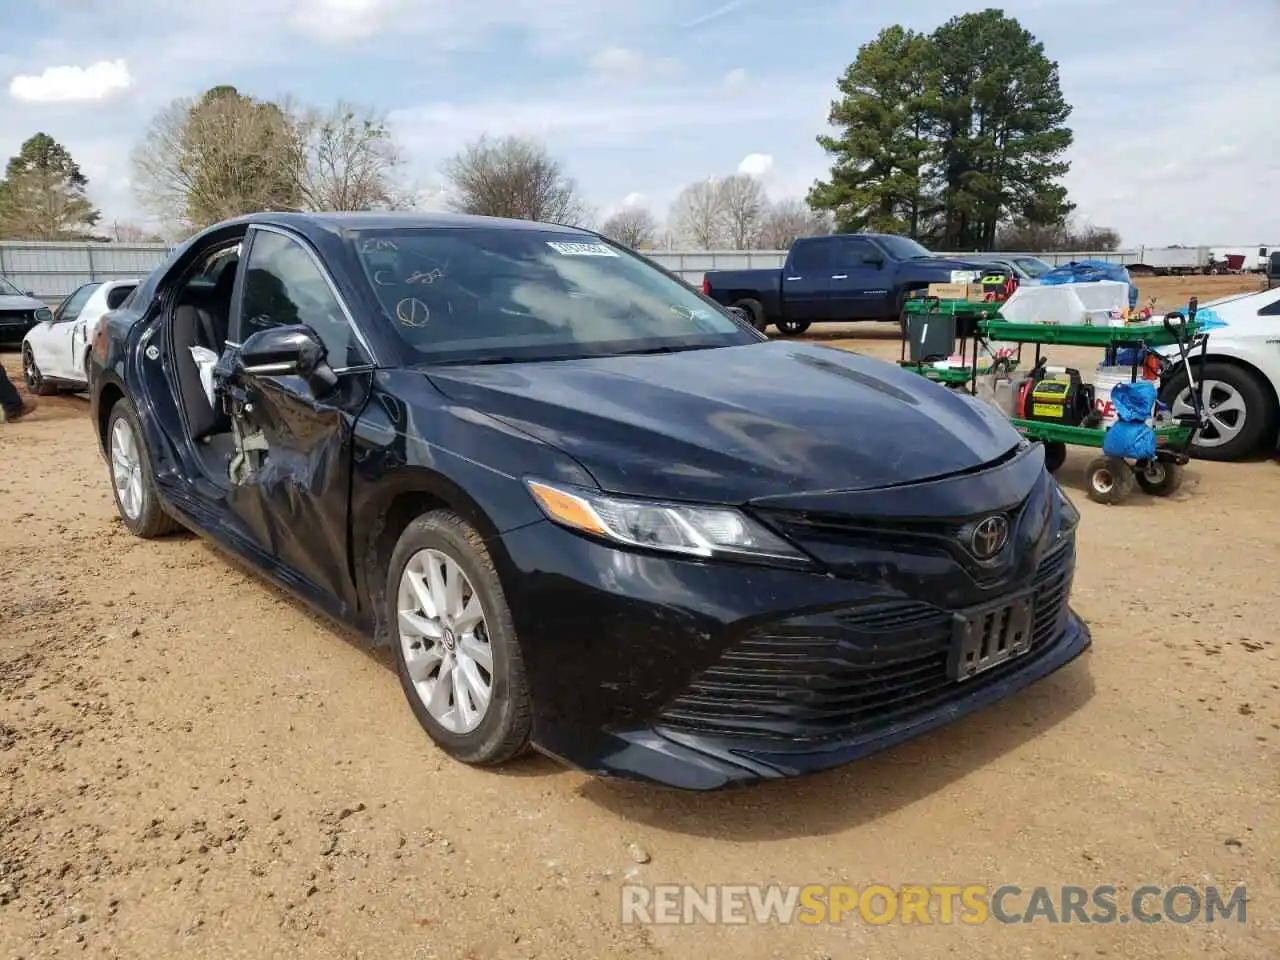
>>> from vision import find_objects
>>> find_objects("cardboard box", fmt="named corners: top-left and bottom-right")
top-left (927, 282), bottom-right (987, 301)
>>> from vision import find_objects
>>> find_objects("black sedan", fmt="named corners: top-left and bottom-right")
top-left (88, 211), bottom-right (1090, 790)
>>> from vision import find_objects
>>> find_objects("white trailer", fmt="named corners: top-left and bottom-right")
top-left (1123, 246), bottom-right (1212, 275)
top-left (1208, 245), bottom-right (1274, 273)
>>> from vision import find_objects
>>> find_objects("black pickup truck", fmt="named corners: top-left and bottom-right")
top-left (701, 233), bottom-right (1000, 334)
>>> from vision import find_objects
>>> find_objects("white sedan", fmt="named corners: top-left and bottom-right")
top-left (1156, 285), bottom-right (1280, 460)
top-left (21, 279), bottom-right (141, 394)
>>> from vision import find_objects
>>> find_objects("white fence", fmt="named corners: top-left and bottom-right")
top-left (0, 239), bottom-right (1138, 303)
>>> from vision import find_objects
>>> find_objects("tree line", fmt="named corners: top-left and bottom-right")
top-left (0, 9), bottom-right (1122, 253)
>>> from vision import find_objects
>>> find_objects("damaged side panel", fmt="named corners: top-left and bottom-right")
top-left (219, 360), bottom-right (374, 618)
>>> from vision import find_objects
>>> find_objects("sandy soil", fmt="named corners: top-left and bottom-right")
top-left (1, 275), bottom-right (1277, 959)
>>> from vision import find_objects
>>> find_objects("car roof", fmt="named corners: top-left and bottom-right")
top-left (216, 210), bottom-right (595, 241)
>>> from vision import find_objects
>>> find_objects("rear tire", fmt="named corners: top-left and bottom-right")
top-left (1135, 460), bottom-right (1184, 497)
top-left (1042, 441), bottom-right (1067, 475)
top-left (732, 298), bottom-right (767, 333)
top-left (106, 396), bottom-right (183, 538)
top-left (388, 509), bottom-right (533, 767)
top-left (1159, 361), bottom-right (1277, 461)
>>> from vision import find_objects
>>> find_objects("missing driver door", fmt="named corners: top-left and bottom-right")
top-left (220, 226), bottom-right (375, 615)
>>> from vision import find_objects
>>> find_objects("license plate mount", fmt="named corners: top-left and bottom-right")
top-left (948, 591), bottom-right (1035, 681)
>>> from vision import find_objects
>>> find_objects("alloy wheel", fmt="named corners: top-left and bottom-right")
top-left (110, 417), bottom-right (144, 520)
top-left (1171, 378), bottom-right (1246, 449)
top-left (396, 548), bottom-right (494, 735)
top-left (22, 347), bottom-right (39, 392)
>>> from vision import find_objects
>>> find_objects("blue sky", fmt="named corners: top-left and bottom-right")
top-left (2, 0), bottom-right (1277, 246)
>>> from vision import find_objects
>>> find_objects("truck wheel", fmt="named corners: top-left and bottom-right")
top-left (732, 298), bottom-right (767, 332)
top-left (775, 320), bottom-right (811, 336)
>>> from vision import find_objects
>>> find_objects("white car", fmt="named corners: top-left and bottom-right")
top-left (21, 279), bottom-right (141, 394)
top-left (1155, 285), bottom-right (1280, 460)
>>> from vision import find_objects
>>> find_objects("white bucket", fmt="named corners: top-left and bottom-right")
top-left (1092, 366), bottom-right (1133, 426)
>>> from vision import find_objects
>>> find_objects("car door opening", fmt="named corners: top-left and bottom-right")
top-left (166, 244), bottom-right (242, 483)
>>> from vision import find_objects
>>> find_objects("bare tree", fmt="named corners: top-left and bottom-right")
top-left (441, 135), bottom-right (590, 225)
top-left (994, 215), bottom-right (1121, 252)
top-left (757, 198), bottom-right (833, 249)
top-left (131, 85), bottom-right (299, 232)
top-left (716, 173), bottom-right (768, 249)
top-left (600, 207), bottom-right (658, 249)
top-left (282, 99), bottom-right (410, 211)
top-left (669, 178), bottom-right (725, 248)
top-left (106, 219), bottom-right (165, 243)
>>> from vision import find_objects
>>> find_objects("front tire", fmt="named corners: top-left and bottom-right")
top-left (775, 320), bottom-right (812, 336)
top-left (388, 509), bottom-right (532, 766)
top-left (1160, 361), bottom-right (1277, 461)
top-left (1084, 455), bottom-right (1134, 505)
top-left (22, 345), bottom-right (59, 396)
top-left (106, 397), bottom-right (182, 538)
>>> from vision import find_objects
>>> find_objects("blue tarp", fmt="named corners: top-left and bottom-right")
top-left (1040, 260), bottom-right (1140, 308)
top-left (1103, 421), bottom-right (1157, 460)
top-left (1102, 380), bottom-right (1159, 459)
top-left (1110, 380), bottom-right (1157, 422)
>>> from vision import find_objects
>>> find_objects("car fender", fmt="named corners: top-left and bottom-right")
top-left (349, 384), bottom-right (598, 647)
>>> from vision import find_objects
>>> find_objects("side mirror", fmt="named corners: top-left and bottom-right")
top-left (238, 324), bottom-right (335, 390)
top-left (863, 255), bottom-right (885, 269)
top-left (25, 290), bottom-right (37, 297)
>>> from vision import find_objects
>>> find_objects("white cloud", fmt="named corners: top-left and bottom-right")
top-left (683, 0), bottom-right (751, 29)
top-left (588, 45), bottom-right (679, 80)
top-left (8, 59), bottom-right (134, 103)
top-left (738, 153), bottom-right (773, 178)
top-left (622, 191), bottom-right (645, 207)
top-left (722, 68), bottom-right (748, 89)
top-left (288, 0), bottom-right (396, 42)
top-left (590, 46), bottom-right (645, 75)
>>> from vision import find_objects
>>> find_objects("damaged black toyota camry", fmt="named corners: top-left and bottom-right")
top-left (88, 212), bottom-right (1089, 790)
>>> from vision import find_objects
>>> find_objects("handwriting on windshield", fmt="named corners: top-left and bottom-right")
top-left (407, 268), bottom-right (444, 285)
top-left (395, 298), bottom-right (430, 327)
top-left (361, 238), bottom-right (398, 252)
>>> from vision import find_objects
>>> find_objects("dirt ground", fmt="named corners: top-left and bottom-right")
top-left (1, 275), bottom-right (1276, 959)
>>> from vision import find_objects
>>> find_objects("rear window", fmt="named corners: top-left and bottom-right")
top-left (106, 284), bottom-right (137, 310)
top-left (350, 227), bottom-right (754, 364)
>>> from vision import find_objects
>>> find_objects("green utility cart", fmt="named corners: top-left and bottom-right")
top-left (898, 296), bottom-right (1210, 505)
top-left (974, 310), bottom-right (1207, 504)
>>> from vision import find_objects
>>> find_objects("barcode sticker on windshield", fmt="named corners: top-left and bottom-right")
top-left (546, 241), bottom-right (618, 257)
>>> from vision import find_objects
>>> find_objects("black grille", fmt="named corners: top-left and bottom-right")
top-left (656, 542), bottom-right (1074, 742)
top-left (0, 309), bottom-right (36, 329)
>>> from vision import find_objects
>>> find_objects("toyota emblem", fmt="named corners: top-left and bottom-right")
top-left (970, 515), bottom-right (1009, 560)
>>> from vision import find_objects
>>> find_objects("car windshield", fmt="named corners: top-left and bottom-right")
top-left (0, 276), bottom-right (23, 296)
top-left (875, 235), bottom-right (934, 260)
top-left (350, 227), bottom-right (756, 364)
top-left (1014, 257), bottom-right (1053, 278)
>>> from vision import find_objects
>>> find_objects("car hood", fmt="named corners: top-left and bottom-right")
top-left (0, 294), bottom-right (44, 311)
top-left (921, 256), bottom-right (994, 273)
top-left (424, 341), bottom-right (1022, 503)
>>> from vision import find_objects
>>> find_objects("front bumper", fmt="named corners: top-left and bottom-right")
top-left (496, 517), bottom-right (1089, 790)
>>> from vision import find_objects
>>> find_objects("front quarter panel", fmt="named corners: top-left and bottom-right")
top-left (350, 368), bottom-right (599, 639)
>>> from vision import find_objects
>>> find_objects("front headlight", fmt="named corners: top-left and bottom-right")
top-left (524, 478), bottom-right (809, 565)
top-left (35, 307), bottom-right (52, 322)
top-left (1051, 477), bottom-right (1080, 535)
